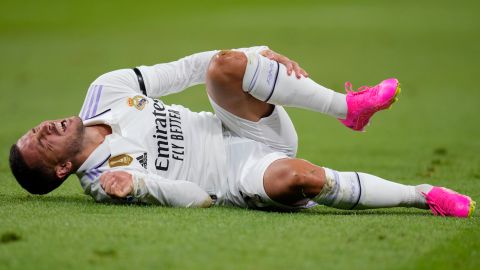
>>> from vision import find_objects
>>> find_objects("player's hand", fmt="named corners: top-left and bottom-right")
top-left (100, 171), bottom-right (134, 198)
top-left (260, 49), bottom-right (309, 79)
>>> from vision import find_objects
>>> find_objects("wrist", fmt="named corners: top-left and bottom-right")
top-left (130, 172), bottom-right (147, 198)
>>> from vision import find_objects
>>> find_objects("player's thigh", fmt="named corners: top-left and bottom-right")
top-left (225, 136), bottom-right (307, 210)
top-left (211, 97), bottom-right (298, 157)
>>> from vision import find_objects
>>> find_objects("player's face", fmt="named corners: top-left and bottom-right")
top-left (17, 116), bottom-right (85, 169)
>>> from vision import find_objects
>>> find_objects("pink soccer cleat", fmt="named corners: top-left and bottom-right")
top-left (339, 78), bottom-right (401, 131)
top-left (423, 187), bottom-right (476, 218)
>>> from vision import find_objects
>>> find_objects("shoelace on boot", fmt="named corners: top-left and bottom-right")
top-left (422, 191), bottom-right (460, 217)
top-left (345, 82), bottom-right (379, 95)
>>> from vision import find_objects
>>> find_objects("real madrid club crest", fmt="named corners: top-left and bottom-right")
top-left (109, 154), bottom-right (134, 167)
top-left (127, 95), bottom-right (148, 111)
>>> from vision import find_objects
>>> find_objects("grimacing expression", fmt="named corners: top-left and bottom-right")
top-left (17, 116), bottom-right (84, 170)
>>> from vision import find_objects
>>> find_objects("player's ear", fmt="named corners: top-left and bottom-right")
top-left (55, 161), bottom-right (73, 179)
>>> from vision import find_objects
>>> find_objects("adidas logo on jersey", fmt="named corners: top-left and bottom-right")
top-left (136, 153), bottom-right (148, 169)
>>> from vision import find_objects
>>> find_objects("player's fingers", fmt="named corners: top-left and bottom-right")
top-left (109, 179), bottom-right (120, 196)
top-left (300, 67), bottom-right (309, 78)
top-left (103, 176), bottom-right (117, 194)
top-left (118, 184), bottom-right (130, 198)
top-left (292, 62), bottom-right (302, 79)
top-left (103, 178), bottom-right (113, 193)
top-left (99, 172), bottom-right (109, 184)
top-left (117, 174), bottom-right (133, 197)
top-left (104, 180), bottom-right (113, 195)
top-left (100, 173), bottom-right (112, 188)
top-left (111, 181), bottom-right (119, 196)
top-left (285, 61), bottom-right (293, 76)
top-left (295, 66), bottom-right (308, 78)
top-left (113, 180), bottom-right (130, 198)
top-left (274, 55), bottom-right (291, 75)
top-left (265, 53), bottom-right (275, 60)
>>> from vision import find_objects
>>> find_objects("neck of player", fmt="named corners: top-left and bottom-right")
top-left (73, 124), bottom-right (112, 169)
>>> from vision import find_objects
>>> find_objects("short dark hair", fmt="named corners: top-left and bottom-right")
top-left (9, 144), bottom-right (63, 195)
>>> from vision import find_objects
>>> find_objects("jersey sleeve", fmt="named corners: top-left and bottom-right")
top-left (138, 45), bottom-right (268, 97)
top-left (89, 46), bottom-right (268, 98)
top-left (129, 171), bottom-right (213, 207)
top-left (84, 170), bottom-right (212, 208)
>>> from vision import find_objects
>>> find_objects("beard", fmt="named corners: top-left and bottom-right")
top-left (64, 116), bottom-right (85, 159)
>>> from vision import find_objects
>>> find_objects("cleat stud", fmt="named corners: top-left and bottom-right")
top-left (468, 200), bottom-right (476, 217)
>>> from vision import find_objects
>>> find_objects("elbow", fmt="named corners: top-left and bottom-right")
top-left (199, 196), bottom-right (214, 208)
top-left (185, 196), bottom-right (213, 208)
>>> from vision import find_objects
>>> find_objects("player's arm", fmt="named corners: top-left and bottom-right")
top-left (91, 46), bottom-right (268, 98)
top-left (96, 171), bottom-right (213, 208)
top-left (137, 46), bottom-right (268, 97)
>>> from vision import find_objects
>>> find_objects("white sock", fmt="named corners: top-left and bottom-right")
top-left (242, 52), bottom-right (347, 119)
top-left (314, 168), bottom-right (430, 210)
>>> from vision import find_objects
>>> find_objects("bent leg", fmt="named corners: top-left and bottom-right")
top-left (207, 50), bottom-right (298, 157)
top-left (206, 49), bottom-right (347, 120)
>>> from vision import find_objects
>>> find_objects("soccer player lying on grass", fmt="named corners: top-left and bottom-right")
top-left (9, 46), bottom-right (475, 217)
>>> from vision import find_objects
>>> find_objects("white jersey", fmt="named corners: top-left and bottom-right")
top-left (75, 46), bottom-right (268, 207)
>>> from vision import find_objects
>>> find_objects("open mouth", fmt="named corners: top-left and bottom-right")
top-left (52, 120), bottom-right (67, 134)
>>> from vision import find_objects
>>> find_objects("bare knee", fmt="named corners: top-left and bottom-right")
top-left (281, 163), bottom-right (323, 192)
top-left (206, 50), bottom-right (273, 121)
top-left (264, 159), bottom-right (326, 206)
top-left (274, 164), bottom-right (306, 189)
top-left (207, 50), bottom-right (247, 85)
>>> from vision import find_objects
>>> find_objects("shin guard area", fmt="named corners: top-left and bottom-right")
top-left (241, 52), bottom-right (347, 118)
top-left (314, 168), bottom-right (362, 210)
top-left (242, 52), bottom-right (280, 102)
top-left (316, 169), bottom-right (422, 210)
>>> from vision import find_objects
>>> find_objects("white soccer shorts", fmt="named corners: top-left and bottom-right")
top-left (209, 96), bottom-right (303, 209)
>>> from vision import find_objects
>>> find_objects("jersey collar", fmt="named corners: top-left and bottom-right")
top-left (76, 137), bottom-right (111, 176)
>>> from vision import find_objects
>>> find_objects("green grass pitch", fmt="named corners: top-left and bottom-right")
top-left (1, 0), bottom-right (479, 269)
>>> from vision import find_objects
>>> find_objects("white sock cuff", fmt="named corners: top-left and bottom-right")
top-left (314, 168), bottom-right (362, 210)
top-left (242, 52), bottom-right (280, 102)
top-left (313, 167), bottom-right (340, 206)
top-left (323, 167), bottom-right (336, 181)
